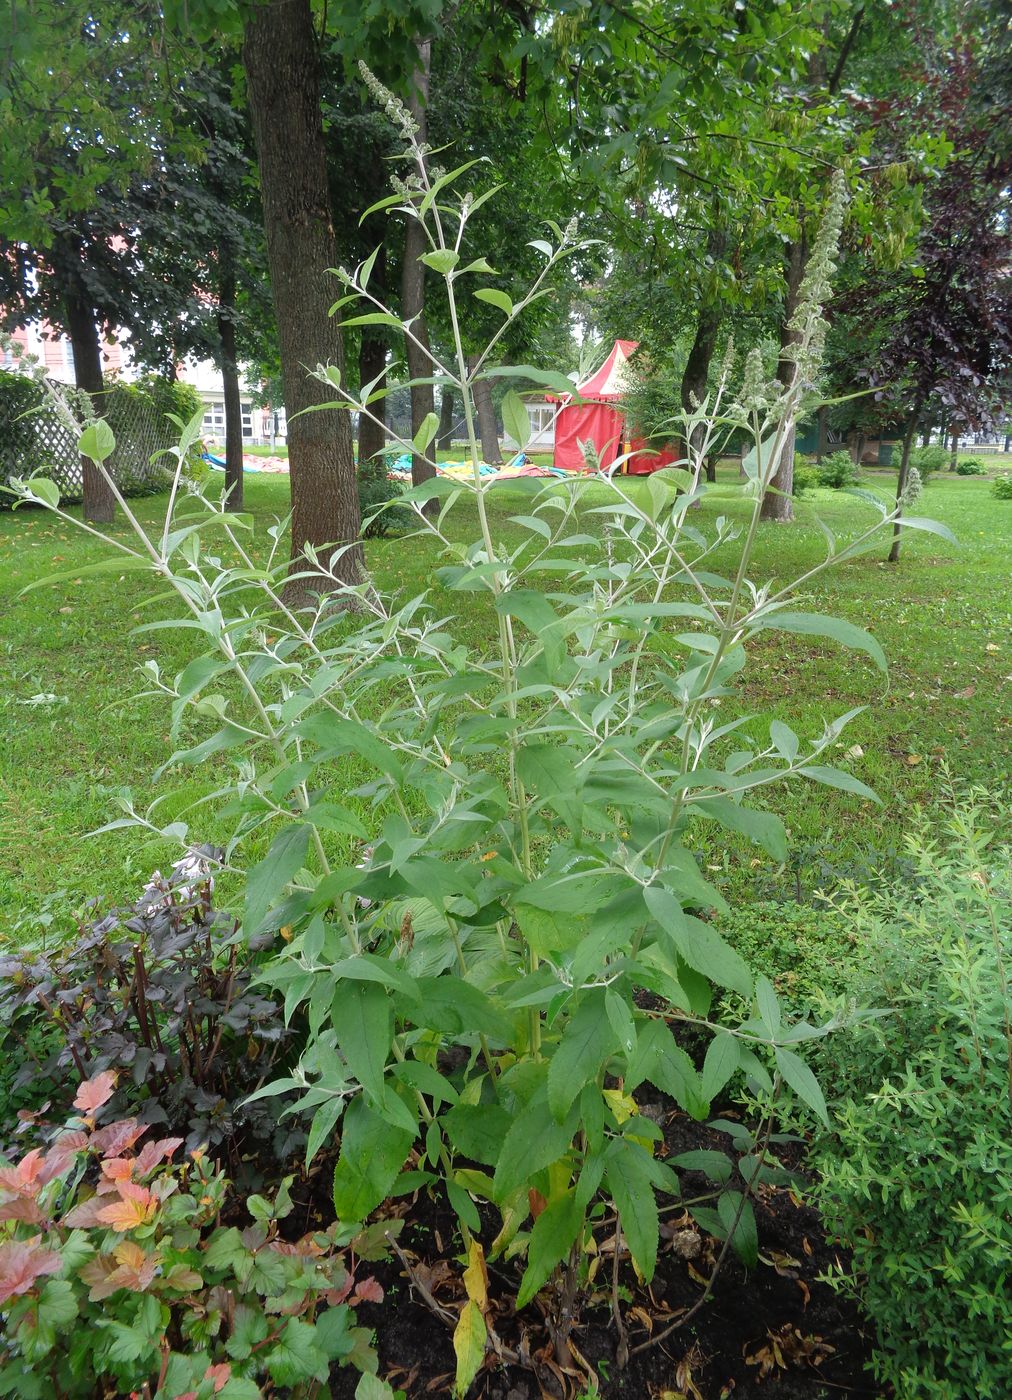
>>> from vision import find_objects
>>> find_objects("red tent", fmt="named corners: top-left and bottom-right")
top-left (551, 339), bottom-right (680, 474)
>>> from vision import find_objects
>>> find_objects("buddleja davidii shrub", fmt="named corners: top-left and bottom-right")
top-left (8, 70), bottom-right (955, 1393)
top-left (812, 788), bottom-right (1012, 1399)
top-left (0, 1072), bottom-right (386, 1399)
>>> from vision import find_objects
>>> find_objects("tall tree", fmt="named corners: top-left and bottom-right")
top-left (242, 0), bottom-right (363, 598)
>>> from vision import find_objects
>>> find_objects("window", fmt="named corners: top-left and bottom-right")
top-left (63, 339), bottom-right (75, 374)
top-left (241, 402), bottom-right (253, 439)
top-left (202, 401), bottom-right (225, 436)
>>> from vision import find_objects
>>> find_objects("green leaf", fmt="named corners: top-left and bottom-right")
top-left (411, 411), bottom-right (440, 455)
top-left (473, 287), bottom-right (513, 316)
top-left (755, 976), bottom-right (782, 1036)
top-left (774, 1047), bottom-right (829, 1125)
top-left (332, 1096), bottom-right (415, 1221)
top-left (356, 1373), bottom-right (398, 1400)
top-left (797, 764), bottom-right (881, 803)
top-left (547, 992), bottom-right (618, 1122)
top-left (893, 515), bottom-right (957, 543)
top-left (692, 798), bottom-right (788, 861)
top-left (671, 1149), bottom-right (733, 1184)
top-left (36, 1279), bottom-right (77, 1329)
top-left (493, 1089), bottom-right (579, 1199)
top-left (25, 477), bottom-right (60, 509)
top-left (78, 419), bottom-right (115, 462)
top-left (453, 1300), bottom-right (486, 1397)
top-left (443, 1103), bottom-right (511, 1164)
top-left (306, 1098), bottom-right (345, 1170)
top-left (332, 979), bottom-right (391, 1104)
top-left (607, 1139), bottom-right (659, 1280)
top-left (701, 1032), bottom-right (741, 1101)
top-left (625, 1019), bottom-right (708, 1120)
top-left (244, 823), bottom-right (310, 936)
top-left (718, 1191), bottom-right (759, 1268)
top-left (644, 887), bottom-right (751, 997)
top-left (419, 248), bottom-right (460, 275)
top-left (20, 553), bottom-right (152, 596)
top-left (265, 1317), bottom-right (328, 1388)
top-left (605, 989), bottom-right (637, 1055)
top-left (753, 610), bottom-right (886, 673)
top-left (296, 713), bottom-right (403, 780)
top-left (517, 1190), bottom-right (583, 1308)
top-left (501, 389), bottom-right (531, 448)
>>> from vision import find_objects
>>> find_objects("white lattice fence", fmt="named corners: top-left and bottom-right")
top-left (1, 375), bottom-right (177, 504)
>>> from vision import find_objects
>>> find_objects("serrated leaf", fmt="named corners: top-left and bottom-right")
top-left (547, 992), bottom-right (618, 1122)
top-left (332, 1097), bottom-right (415, 1221)
top-left (516, 1191), bottom-right (583, 1308)
top-left (607, 1140), bottom-right (659, 1280)
top-left (332, 979), bottom-right (390, 1104)
top-left (244, 824), bottom-right (310, 936)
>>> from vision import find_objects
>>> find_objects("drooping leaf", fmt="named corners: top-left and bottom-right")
top-left (332, 1097), bottom-right (415, 1221)
top-left (452, 1299), bottom-right (486, 1397)
top-left (516, 1190), bottom-right (583, 1308)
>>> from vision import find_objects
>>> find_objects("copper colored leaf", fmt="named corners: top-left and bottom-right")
top-left (73, 1071), bottom-right (117, 1113)
top-left (0, 1237), bottom-right (62, 1303)
top-left (135, 1137), bottom-right (184, 1174)
top-left (96, 1181), bottom-right (158, 1231)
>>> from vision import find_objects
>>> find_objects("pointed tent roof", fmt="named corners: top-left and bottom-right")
top-left (575, 339), bottom-right (639, 400)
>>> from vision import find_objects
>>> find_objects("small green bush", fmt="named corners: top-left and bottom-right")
top-left (715, 900), bottom-right (855, 1015)
top-left (955, 456), bottom-right (987, 475)
top-left (907, 442), bottom-right (947, 476)
top-left (816, 449), bottom-right (860, 489)
top-left (813, 787), bottom-right (1012, 1399)
top-left (357, 454), bottom-right (411, 537)
top-left (991, 473), bottom-right (1012, 499)
top-left (792, 453), bottom-right (819, 496)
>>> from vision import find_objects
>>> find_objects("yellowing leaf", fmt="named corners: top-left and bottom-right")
top-left (602, 1089), bottom-right (638, 1125)
top-left (462, 1240), bottom-right (488, 1311)
top-left (453, 1299), bottom-right (486, 1397)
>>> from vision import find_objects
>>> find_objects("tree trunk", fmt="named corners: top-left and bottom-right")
top-left (888, 399), bottom-right (923, 564)
top-left (921, 425), bottom-right (932, 448)
top-left (760, 233), bottom-right (807, 522)
top-left (949, 427), bottom-right (959, 471)
top-left (680, 294), bottom-right (724, 475)
top-left (437, 385), bottom-right (455, 451)
top-left (401, 39), bottom-right (438, 505)
top-left (63, 276), bottom-right (116, 523)
top-left (216, 249), bottom-right (244, 512)
top-left (816, 405), bottom-right (829, 462)
top-left (242, 0), bottom-right (362, 601)
top-left (469, 356), bottom-right (502, 463)
top-left (853, 432), bottom-right (866, 466)
top-left (357, 332), bottom-right (387, 465)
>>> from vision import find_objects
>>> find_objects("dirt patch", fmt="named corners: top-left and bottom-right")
top-left (326, 1111), bottom-right (876, 1400)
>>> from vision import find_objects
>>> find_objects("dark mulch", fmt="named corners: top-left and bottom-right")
top-left (324, 1108), bottom-right (878, 1400)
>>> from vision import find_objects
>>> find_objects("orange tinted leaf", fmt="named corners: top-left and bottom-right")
top-left (73, 1072), bottom-right (117, 1113)
top-left (0, 1237), bottom-right (62, 1303)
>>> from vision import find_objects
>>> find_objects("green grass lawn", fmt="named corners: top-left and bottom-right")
top-left (1, 466), bottom-right (1008, 933)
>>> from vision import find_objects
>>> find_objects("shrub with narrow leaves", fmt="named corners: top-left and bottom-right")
top-left (0, 1073), bottom-right (386, 1398)
top-left (907, 442), bottom-right (947, 476)
top-left (990, 473), bottom-right (1012, 498)
top-left (814, 789), bottom-right (1012, 1399)
top-left (955, 455), bottom-right (987, 475)
top-left (8, 92), bottom-right (954, 1394)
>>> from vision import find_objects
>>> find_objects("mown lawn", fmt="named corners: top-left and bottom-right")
top-left (1, 464), bottom-right (1008, 933)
